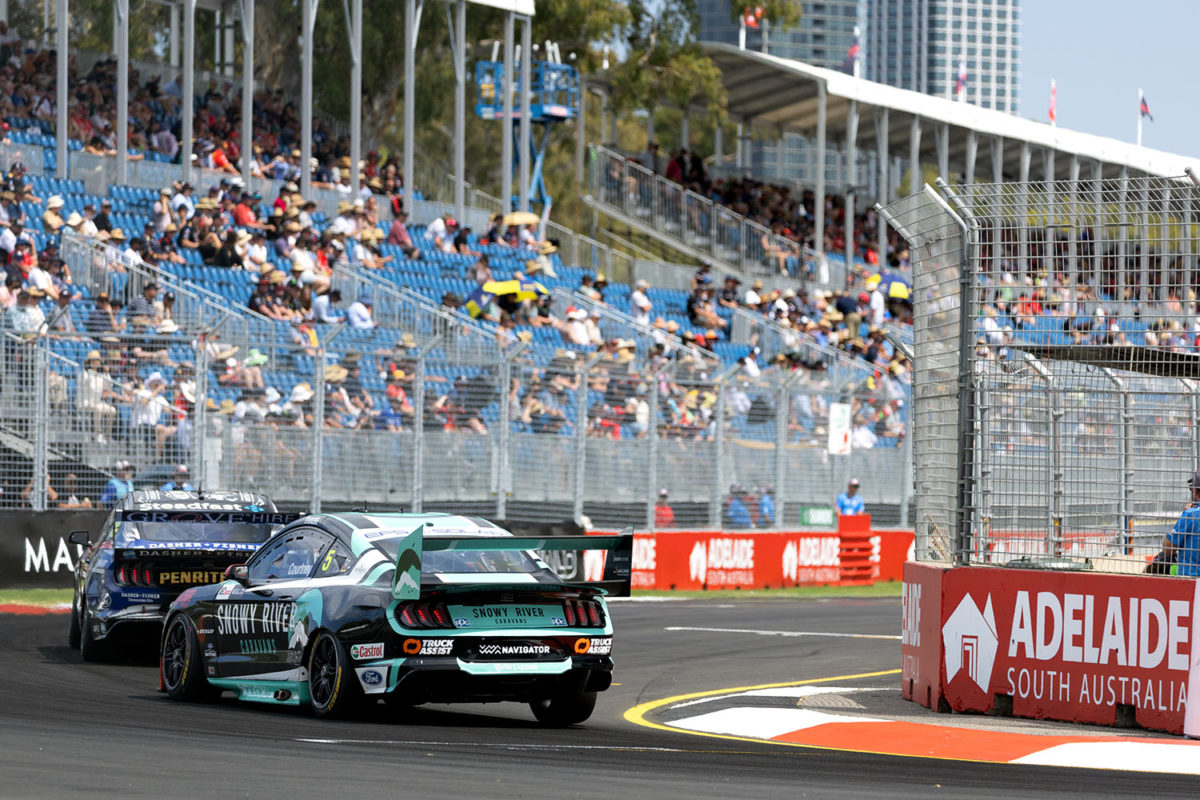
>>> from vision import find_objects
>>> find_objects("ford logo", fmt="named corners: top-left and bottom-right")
top-left (361, 670), bottom-right (383, 686)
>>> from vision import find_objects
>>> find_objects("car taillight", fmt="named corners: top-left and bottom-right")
top-left (562, 598), bottom-right (604, 628)
top-left (116, 564), bottom-right (156, 587)
top-left (397, 600), bottom-right (453, 630)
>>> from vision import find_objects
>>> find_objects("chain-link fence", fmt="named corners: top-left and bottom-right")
top-left (5, 321), bottom-right (913, 528)
top-left (883, 174), bottom-right (1200, 574)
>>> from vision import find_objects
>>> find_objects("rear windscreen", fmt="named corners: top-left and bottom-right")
top-left (117, 522), bottom-right (278, 546)
top-left (374, 539), bottom-right (544, 575)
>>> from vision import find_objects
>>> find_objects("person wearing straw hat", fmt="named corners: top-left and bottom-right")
top-left (42, 194), bottom-right (65, 233)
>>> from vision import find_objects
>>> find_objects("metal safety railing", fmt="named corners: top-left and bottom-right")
top-left (585, 144), bottom-right (850, 286)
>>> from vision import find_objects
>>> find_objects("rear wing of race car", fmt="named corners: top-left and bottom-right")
top-left (391, 527), bottom-right (634, 601)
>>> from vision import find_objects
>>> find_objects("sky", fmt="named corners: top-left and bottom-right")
top-left (1018, 1), bottom-right (1198, 158)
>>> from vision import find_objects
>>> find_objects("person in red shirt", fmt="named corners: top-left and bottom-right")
top-left (654, 488), bottom-right (675, 528)
top-left (232, 193), bottom-right (262, 228)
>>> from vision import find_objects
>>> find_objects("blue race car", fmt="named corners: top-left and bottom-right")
top-left (159, 512), bottom-right (631, 725)
top-left (68, 489), bottom-right (301, 661)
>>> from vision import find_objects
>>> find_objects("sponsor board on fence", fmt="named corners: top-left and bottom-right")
top-left (597, 522), bottom-right (913, 590)
top-left (904, 564), bottom-right (1195, 734)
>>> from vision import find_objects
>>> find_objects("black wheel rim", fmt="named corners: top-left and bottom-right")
top-left (162, 620), bottom-right (188, 689)
top-left (310, 636), bottom-right (338, 707)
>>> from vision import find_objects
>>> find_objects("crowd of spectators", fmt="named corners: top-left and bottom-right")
top-left (0, 29), bottom-right (413, 204)
top-left (625, 140), bottom-right (910, 280)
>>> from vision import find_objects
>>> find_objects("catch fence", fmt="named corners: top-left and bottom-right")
top-left (881, 173), bottom-right (1200, 574)
top-left (5, 321), bottom-right (912, 528)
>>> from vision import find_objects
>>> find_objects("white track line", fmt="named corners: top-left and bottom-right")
top-left (296, 739), bottom-right (685, 752)
top-left (665, 626), bottom-right (901, 641)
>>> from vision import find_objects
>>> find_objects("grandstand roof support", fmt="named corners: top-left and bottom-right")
top-left (813, 79), bottom-right (826, 272)
top-left (54, 0), bottom-right (67, 179)
top-left (115, 0), bottom-right (128, 184)
top-left (182, 0), bottom-right (195, 183)
top-left (518, 14), bottom-right (531, 213)
top-left (238, 0), bottom-right (254, 187)
top-left (169, 2), bottom-right (179, 66)
top-left (844, 99), bottom-right (858, 272)
top-left (874, 107), bottom-right (889, 263)
top-left (965, 129), bottom-right (977, 186)
top-left (346, 0), bottom-right (362, 196)
top-left (403, 0), bottom-right (423, 214)
top-left (451, 0), bottom-right (466, 223)
top-left (907, 116), bottom-right (920, 195)
top-left (301, 0), bottom-right (316, 198)
top-left (500, 11), bottom-right (514, 212)
top-left (990, 135), bottom-right (1003, 184)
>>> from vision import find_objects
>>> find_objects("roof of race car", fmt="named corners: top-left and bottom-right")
top-left (119, 489), bottom-right (277, 513)
top-left (329, 512), bottom-right (511, 538)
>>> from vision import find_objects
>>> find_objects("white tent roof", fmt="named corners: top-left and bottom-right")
top-left (701, 42), bottom-right (1196, 181)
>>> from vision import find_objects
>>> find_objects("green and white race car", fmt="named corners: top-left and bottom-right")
top-left (159, 512), bottom-right (631, 725)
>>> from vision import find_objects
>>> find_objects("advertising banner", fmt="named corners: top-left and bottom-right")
top-left (0, 511), bottom-right (107, 589)
top-left (938, 567), bottom-right (1193, 733)
top-left (901, 561), bottom-right (948, 712)
top-left (599, 526), bottom-right (914, 591)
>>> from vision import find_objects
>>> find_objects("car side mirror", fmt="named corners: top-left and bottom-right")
top-left (68, 530), bottom-right (91, 546)
top-left (224, 564), bottom-right (249, 584)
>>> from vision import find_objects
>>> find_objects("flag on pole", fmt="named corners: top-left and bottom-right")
top-left (955, 60), bottom-right (968, 100)
top-left (1139, 92), bottom-right (1154, 122)
top-left (1048, 79), bottom-right (1057, 124)
top-left (841, 26), bottom-right (861, 75)
top-left (743, 6), bottom-right (762, 29)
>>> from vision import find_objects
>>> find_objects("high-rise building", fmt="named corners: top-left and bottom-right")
top-left (865, 0), bottom-right (1020, 113)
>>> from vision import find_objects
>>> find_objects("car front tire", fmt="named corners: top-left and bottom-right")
top-left (308, 632), bottom-right (360, 719)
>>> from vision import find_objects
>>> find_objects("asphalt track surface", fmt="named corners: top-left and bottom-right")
top-left (2, 598), bottom-right (1197, 799)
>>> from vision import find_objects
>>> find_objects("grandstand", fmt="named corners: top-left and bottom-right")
top-left (0, 19), bottom-right (915, 530)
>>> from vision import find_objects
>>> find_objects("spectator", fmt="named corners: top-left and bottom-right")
top-left (654, 488), bottom-right (675, 528)
top-left (311, 287), bottom-right (344, 324)
top-left (126, 282), bottom-right (161, 327)
top-left (347, 294), bottom-right (375, 330)
top-left (725, 485), bottom-right (752, 528)
top-left (758, 486), bottom-right (775, 526)
top-left (100, 461), bottom-right (136, 508)
top-left (160, 464), bottom-right (195, 491)
top-left (836, 478), bottom-right (865, 516)
top-left (10, 289), bottom-right (45, 333)
top-left (630, 279), bottom-right (652, 326)
top-left (387, 210), bottom-right (420, 259)
top-left (56, 473), bottom-right (93, 509)
top-left (42, 194), bottom-right (64, 233)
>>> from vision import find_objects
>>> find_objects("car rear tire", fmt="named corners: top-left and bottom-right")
top-left (79, 606), bottom-right (110, 663)
top-left (308, 632), bottom-right (360, 719)
top-left (161, 615), bottom-right (217, 702)
top-left (529, 674), bottom-right (597, 727)
top-left (67, 595), bottom-right (81, 650)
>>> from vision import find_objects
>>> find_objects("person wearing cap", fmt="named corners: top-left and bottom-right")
top-left (725, 485), bottom-right (753, 528)
top-left (347, 294), bottom-right (375, 330)
top-left (836, 478), bottom-right (866, 517)
top-left (126, 282), bottom-right (162, 326)
top-left (159, 464), bottom-right (195, 492)
top-left (654, 488), bottom-right (675, 529)
top-left (132, 371), bottom-right (177, 462)
top-left (10, 289), bottom-right (45, 334)
top-left (100, 461), bottom-right (136, 508)
top-left (1160, 469), bottom-right (1200, 577)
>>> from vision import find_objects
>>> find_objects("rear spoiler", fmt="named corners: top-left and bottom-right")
top-left (119, 511), bottom-right (304, 524)
top-left (391, 527), bottom-right (634, 601)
